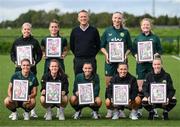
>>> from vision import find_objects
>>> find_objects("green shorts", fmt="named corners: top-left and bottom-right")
top-left (136, 62), bottom-right (152, 79)
top-left (104, 62), bottom-right (118, 76)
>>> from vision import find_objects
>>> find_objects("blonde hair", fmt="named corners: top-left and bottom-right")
top-left (49, 19), bottom-right (59, 27)
top-left (22, 22), bottom-right (32, 29)
top-left (140, 18), bottom-right (153, 27)
top-left (112, 12), bottom-right (125, 28)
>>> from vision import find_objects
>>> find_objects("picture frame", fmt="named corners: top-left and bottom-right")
top-left (113, 84), bottom-right (129, 105)
top-left (150, 83), bottom-right (167, 104)
top-left (46, 38), bottom-right (61, 57)
top-left (45, 82), bottom-right (61, 104)
top-left (16, 45), bottom-right (33, 66)
top-left (12, 80), bottom-right (29, 101)
top-left (137, 41), bottom-right (153, 62)
top-left (78, 83), bottom-right (94, 105)
top-left (109, 42), bottom-right (124, 62)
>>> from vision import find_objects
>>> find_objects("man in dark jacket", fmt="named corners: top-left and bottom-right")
top-left (70, 10), bottom-right (100, 75)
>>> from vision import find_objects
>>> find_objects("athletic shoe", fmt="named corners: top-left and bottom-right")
top-left (59, 107), bottom-right (65, 120)
top-left (73, 111), bottom-right (81, 120)
top-left (11, 112), bottom-right (18, 120)
top-left (92, 111), bottom-right (98, 119)
top-left (129, 111), bottom-right (138, 120)
top-left (112, 110), bottom-right (119, 120)
top-left (45, 107), bottom-right (52, 120)
top-left (163, 111), bottom-right (169, 120)
top-left (105, 109), bottom-right (113, 118)
top-left (148, 110), bottom-right (155, 120)
top-left (119, 110), bottom-right (126, 118)
top-left (153, 109), bottom-right (159, 118)
top-left (23, 112), bottom-right (30, 120)
top-left (56, 108), bottom-right (60, 118)
top-left (136, 109), bottom-right (142, 118)
top-left (30, 109), bottom-right (38, 118)
top-left (44, 113), bottom-right (47, 118)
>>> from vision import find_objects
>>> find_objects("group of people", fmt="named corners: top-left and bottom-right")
top-left (4, 10), bottom-right (176, 121)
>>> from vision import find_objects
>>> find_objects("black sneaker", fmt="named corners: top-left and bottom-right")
top-left (148, 111), bottom-right (155, 120)
top-left (163, 111), bottom-right (169, 120)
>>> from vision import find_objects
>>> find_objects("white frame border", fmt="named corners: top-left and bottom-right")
top-left (113, 84), bottom-right (129, 105)
top-left (109, 42), bottom-right (124, 63)
top-left (78, 83), bottom-right (94, 105)
top-left (45, 82), bottom-right (61, 104)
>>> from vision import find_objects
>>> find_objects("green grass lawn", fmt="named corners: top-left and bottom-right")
top-left (0, 54), bottom-right (180, 126)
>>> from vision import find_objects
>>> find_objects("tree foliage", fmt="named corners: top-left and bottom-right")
top-left (0, 9), bottom-right (179, 28)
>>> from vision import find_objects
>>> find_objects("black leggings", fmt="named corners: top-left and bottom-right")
top-left (142, 99), bottom-right (177, 112)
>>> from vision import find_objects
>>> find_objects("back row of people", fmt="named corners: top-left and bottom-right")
top-left (5, 10), bottom-right (176, 120)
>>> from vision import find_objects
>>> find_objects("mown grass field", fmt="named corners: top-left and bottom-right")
top-left (0, 54), bottom-right (180, 126)
top-left (0, 27), bottom-right (180, 42)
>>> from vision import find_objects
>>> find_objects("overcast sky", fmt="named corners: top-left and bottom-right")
top-left (0, 0), bottom-right (180, 22)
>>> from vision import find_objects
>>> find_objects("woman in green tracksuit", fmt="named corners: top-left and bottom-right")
top-left (101, 12), bottom-right (132, 118)
top-left (41, 19), bottom-right (68, 117)
top-left (132, 18), bottom-right (162, 117)
top-left (4, 59), bottom-right (39, 120)
top-left (132, 18), bottom-right (162, 93)
top-left (41, 19), bottom-right (68, 73)
top-left (70, 62), bottom-right (102, 120)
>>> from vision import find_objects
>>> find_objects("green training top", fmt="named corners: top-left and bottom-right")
top-left (101, 26), bottom-right (132, 53)
top-left (10, 71), bottom-right (39, 95)
top-left (73, 73), bottom-right (100, 98)
top-left (132, 32), bottom-right (162, 55)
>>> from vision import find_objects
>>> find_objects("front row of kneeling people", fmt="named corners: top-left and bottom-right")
top-left (4, 56), bottom-right (176, 121)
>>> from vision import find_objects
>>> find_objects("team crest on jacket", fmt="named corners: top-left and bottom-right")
top-left (29, 81), bottom-right (33, 86)
top-left (120, 32), bottom-right (124, 37)
top-left (108, 33), bottom-right (112, 36)
top-left (162, 80), bottom-right (167, 83)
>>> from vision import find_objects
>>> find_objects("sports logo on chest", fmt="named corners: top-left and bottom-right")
top-left (149, 38), bottom-right (154, 41)
top-left (162, 80), bottom-right (167, 84)
top-left (111, 37), bottom-right (122, 42)
top-left (29, 81), bottom-right (33, 86)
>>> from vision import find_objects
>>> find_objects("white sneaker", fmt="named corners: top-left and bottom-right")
top-left (11, 112), bottom-right (18, 120)
top-left (30, 109), bottom-right (38, 118)
top-left (73, 111), bottom-right (81, 120)
top-left (153, 109), bottom-right (159, 118)
top-left (45, 107), bottom-right (52, 120)
top-left (92, 111), bottom-right (98, 119)
top-left (59, 107), bottom-right (65, 120)
top-left (136, 109), bottom-right (143, 118)
top-left (23, 112), bottom-right (30, 120)
top-left (112, 110), bottom-right (119, 120)
top-left (105, 109), bottom-right (113, 118)
top-left (119, 110), bottom-right (126, 118)
top-left (56, 108), bottom-right (60, 118)
top-left (9, 112), bottom-right (13, 119)
top-left (129, 111), bottom-right (138, 120)
top-left (44, 113), bottom-right (47, 118)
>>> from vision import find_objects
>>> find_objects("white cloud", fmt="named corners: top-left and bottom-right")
top-left (0, 0), bottom-right (179, 22)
